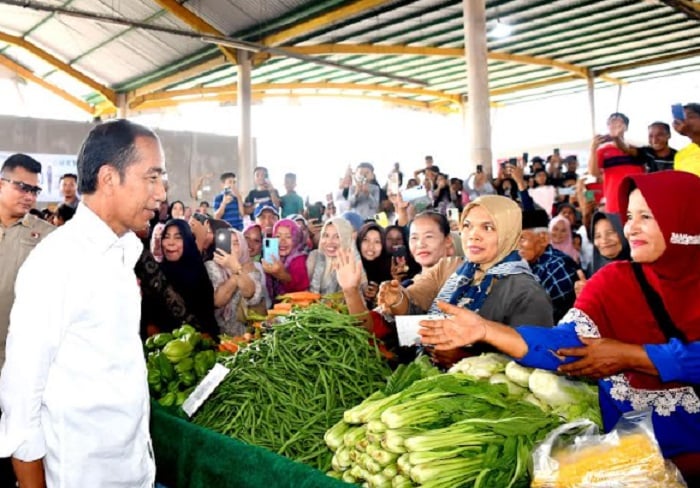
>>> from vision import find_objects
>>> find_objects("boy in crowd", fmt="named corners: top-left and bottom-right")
top-left (244, 166), bottom-right (280, 215)
top-left (279, 172), bottom-right (304, 218)
top-left (213, 172), bottom-right (244, 230)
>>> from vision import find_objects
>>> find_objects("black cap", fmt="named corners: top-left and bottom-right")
top-left (522, 209), bottom-right (550, 230)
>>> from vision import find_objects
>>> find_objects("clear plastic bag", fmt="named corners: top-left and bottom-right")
top-left (530, 410), bottom-right (687, 488)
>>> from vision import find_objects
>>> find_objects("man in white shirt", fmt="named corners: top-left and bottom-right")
top-left (0, 119), bottom-right (166, 487)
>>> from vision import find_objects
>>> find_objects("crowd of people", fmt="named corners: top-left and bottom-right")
top-left (0, 103), bottom-right (697, 485)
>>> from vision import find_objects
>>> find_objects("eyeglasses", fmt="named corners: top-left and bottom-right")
top-left (1, 178), bottom-right (42, 196)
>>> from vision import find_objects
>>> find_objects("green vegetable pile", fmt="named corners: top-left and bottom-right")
top-left (449, 353), bottom-right (601, 426)
top-left (144, 325), bottom-right (218, 408)
top-left (325, 358), bottom-right (569, 487)
top-left (192, 304), bottom-right (392, 471)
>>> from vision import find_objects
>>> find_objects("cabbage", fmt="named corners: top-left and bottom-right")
top-left (447, 353), bottom-right (510, 379)
top-left (504, 361), bottom-right (534, 387)
top-left (528, 369), bottom-right (601, 425)
top-left (489, 373), bottom-right (527, 397)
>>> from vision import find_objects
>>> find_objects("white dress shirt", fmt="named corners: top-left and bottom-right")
top-left (0, 204), bottom-right (155, 487)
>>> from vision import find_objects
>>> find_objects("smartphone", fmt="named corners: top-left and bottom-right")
top-left (392, 245), bottom-right (407, 258)
top-left (307, 203), bottom-right (322, 221)
top-left (585, 190), bottom-right (596, 203)
top-left (522, 152), bottom-right (529, 164)
top-left (447, 207), bottom-right (461, 223)
top-left (215, 228), bottom-right (232, 254)
top-left (553, 148), bottom-right (560, 156)
top-left (326, 193), bottom-right (333, 203)
top-left (601, 135), bottom-right (613, 143)
top-left (374, 212), bottom-right (389, 228)
top-left (476, 164), bottom-right (483, 173)
top-left (263, 237), bottom-right (279, 263)
top-left (672, 103), bottom-right (685, 121)
top-left (558, 187), bottom-right (576, 196)
top-left (224, 187), bottom-right (232, 196)
top-left (400, 185), bottom-right (426, 203)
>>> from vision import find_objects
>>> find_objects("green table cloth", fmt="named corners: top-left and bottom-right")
top-left (150, 403), bottom-right (350, 488)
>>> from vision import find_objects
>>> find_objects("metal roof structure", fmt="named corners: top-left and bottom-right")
top-left (0, 0), bottom-right (698, 117)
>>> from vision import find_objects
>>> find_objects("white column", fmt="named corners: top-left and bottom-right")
top-left (587, 73), bottom-right (596, 136)
top-left (237, 50), bottom-right (253, 196)
top-left (463, 0), bottom-right (492, 175)
top-left (117, 93), bottom-right (128, 119)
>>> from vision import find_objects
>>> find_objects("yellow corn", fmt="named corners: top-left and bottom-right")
top-left (531, 433), bottom-right (674, 488)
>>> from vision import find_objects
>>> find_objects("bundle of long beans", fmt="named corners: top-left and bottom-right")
top-left (193, 304), bottom-right (391, 471)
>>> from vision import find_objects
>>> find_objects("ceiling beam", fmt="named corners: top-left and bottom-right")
top-left (151, 0), bottom-right (237, 64)
top-left (284, 44), bottom-right (625, 84)
top-left (129, 81), bottom-right (461, 109)
top-left (0, 54), bottom-right (93, 113)
top-left (133, 91), bottom-right (458, 114)
top-left (261, 0), bottom-right (396, 46)
top-left (595, 48), bottom-right (700, 76)
top-left (0, 30), bottom-right (116, 105)
top-left (490, 75), bottom-right (581, 97)
top-left (658, 0), bottom-right (700, 20)
top-left (136, 42), bottom-right (626, 97)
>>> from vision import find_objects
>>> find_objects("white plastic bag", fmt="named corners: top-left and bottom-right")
top-left (530, 410), bottom-right (687, 488)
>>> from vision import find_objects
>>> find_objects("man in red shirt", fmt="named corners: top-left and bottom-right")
top-left (588, 112), bottom-right (645, 214)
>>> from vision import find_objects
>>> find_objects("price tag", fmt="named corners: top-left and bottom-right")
top-left (182, 363), bottom-right (230, 417)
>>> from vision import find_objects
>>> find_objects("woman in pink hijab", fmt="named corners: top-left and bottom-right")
top-left (549, 215), bottom-right (580, 263)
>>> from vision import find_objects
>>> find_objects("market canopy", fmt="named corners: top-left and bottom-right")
top-left (0, 0), bottom-right (698, 117)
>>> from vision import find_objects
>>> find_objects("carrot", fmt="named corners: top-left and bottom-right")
top-left (278, 291), bottom-right (321, 301)
top-left (219, 342), bottom-right (239, 353)
top-left (267, 309), bottom-right (289, 317)
top-left (291, 300), bottom-right (313, 307)
top-left (273, 302), bottom-right (293, 311)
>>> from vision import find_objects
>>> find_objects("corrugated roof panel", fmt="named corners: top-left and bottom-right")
top-left (2, 45), bottom-right (56, 75)
top-left (43, 69), bottom-right (94, 97)
top-left (173, 0), bottom-right (320, 36)
top-left (28, 13), bottom-right (126, 59)
top-left (0, 4), bottom-right (51, 35)
top-left (75, 28), bottom-right (204, 85)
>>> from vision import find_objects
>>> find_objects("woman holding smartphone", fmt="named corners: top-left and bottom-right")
top-left (263, 218), bottom-right (310, 300)
top-left (204, 227), bottom-right (262, 336)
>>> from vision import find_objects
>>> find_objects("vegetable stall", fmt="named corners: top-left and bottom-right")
top-left (145, 298), bottom-right (676, 487)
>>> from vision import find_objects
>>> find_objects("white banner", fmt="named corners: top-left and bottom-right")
top-left (0, 151), bottom-right (77, 203)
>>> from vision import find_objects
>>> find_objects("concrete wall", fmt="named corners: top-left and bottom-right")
top-left (0, 115), bottom-right (253, 206)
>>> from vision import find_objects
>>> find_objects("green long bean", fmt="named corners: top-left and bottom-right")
top-left (193, 303), bottom-right (391, 470)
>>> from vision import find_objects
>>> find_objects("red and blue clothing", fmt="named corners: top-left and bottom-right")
top-left (596, 143), bottom-right (644, 213)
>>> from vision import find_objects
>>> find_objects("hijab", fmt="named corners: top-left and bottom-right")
top-left (429, 195), bottom-right (533, 314)
top-left (461, 194), bottom-right (524, 271)
top-left (549, 215), bottom-right (580, 263)
top-left (243, 222), bottom-right (263, 261)
top-left (618, 171), bottom-right (700, 334)
top-left (590, 212), bottom-right (630, 274)
top-left (310, 217), bottom-right (364, 294)
top-left (575, 171), bottom-right (700, 392)
top-left (231, 229), bottom-right (251, 265)
top-left (209, 228), bottom-right (252, 327)
top-left (357, 222), bottom-right (393, 285)
top-left (272, 218), bottom-right (306, 266)
top-left (159, 219), bottom-right (217, 336)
